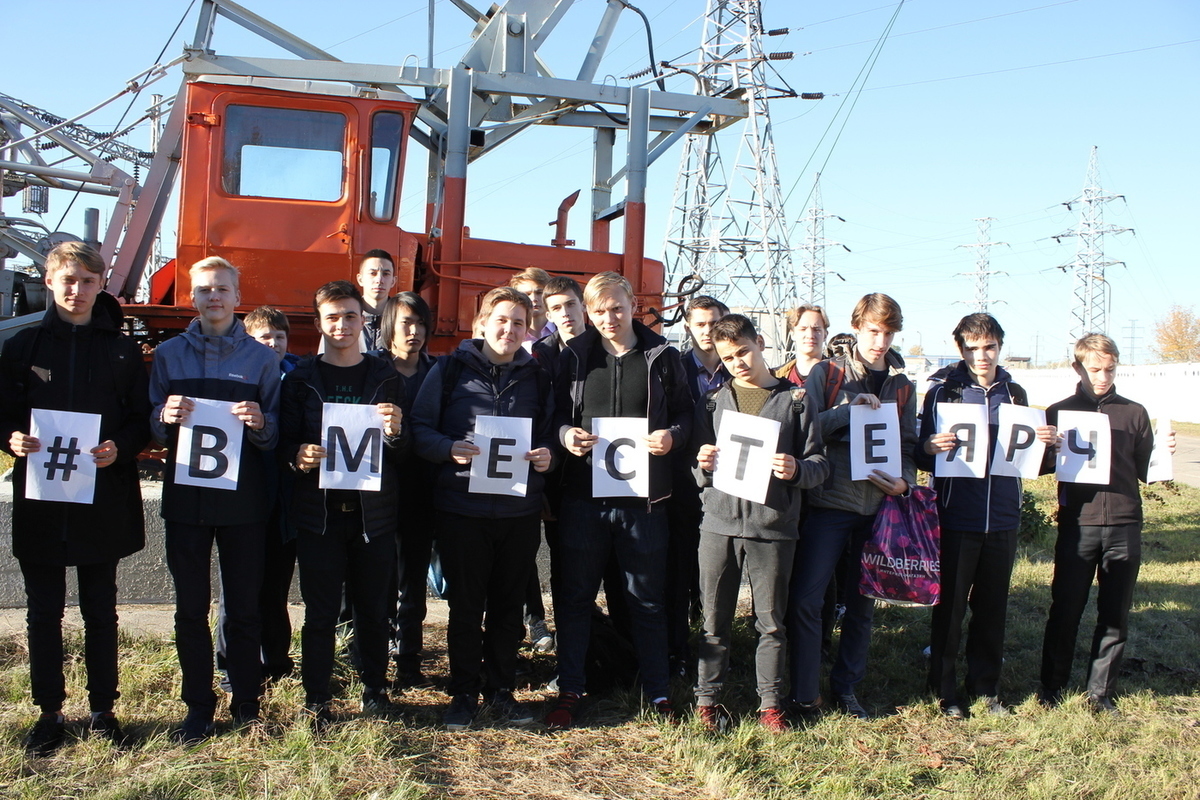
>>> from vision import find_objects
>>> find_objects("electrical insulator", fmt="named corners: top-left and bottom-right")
top-left (767, 28), bottom-right (789, 36)
top-left (768, 51), bottom-right (793, 60)
top-left (801, 92), bottom-right (825, 100)
top-left (22, 185), bottom-right (49, 215)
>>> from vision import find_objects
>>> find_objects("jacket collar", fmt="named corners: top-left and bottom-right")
top-left (565, 319), bottom-right (670, 360)
top-left (39, 292), bottom-right (121, 335)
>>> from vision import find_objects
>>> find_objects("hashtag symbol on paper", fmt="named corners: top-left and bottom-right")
top-left (44, 436), bottom-right (81, 482)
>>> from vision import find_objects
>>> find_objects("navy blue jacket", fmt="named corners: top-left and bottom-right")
top-left (915, 363), bottom-right (1026, 533)
top-left (411, 340), bottom-right (556, 519)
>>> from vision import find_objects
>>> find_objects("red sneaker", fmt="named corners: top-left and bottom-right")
top-left (544, 691), bottom-right (581, 730)
top-left (759, 707), bottom-right (789, 733)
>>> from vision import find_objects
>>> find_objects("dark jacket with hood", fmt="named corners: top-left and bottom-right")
top-left (554, 321), bottom-right (693, 506)
top-left (278, 353), bottom-right (408, 541)
top-left (1044, 382), bottom-right (1154, 526)
top-left (149, 316), bottom-right (280, 526)
top-left (915, 362), bottom-right (1027, 533)
top-left (0, 293), bottom-right (151, 565)
top-left (693, 378), bottom-right (829, 540)
top-left (412, 339), bottom-right (556, 519)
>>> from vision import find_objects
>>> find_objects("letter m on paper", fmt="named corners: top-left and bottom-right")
top-left (326, 426), bottom-right (382, 474)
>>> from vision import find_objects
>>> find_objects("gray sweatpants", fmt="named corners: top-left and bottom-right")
top-left (695, 531), bottom-right (795, 710)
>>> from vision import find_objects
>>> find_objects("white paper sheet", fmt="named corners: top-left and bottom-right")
top-left (712, 410), bottom-right (781, 505)
top-left (992, 404), bottom-right (1047, 479)
top-left (468, 415), bottom-right (532, 497)
top-left (850, 402), bottom-right (902, 482)
top-left (1056, 410), bottom-right (1112, 485)
top-left (174, 398), bottom-right (243, 491)
top-left (26, 409), bottom-right (102, 504)
top-left (321, 403), bottom-right (385, 491)
top-left (933, 402), bottom-right (989, 479)
top-left (592, 417), bottom-right (650, 498)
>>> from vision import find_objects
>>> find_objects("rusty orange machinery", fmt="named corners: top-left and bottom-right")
top-left (130, 80), bottom-right (664, 355)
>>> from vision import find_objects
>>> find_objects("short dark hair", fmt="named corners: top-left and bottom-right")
top-left (542, 275), bottom-right (583, 303)
top-left (379, 292), bottom-right (433, 352)
top-left (313, 280), bottom-right (364, 315)
top-left (685, 295), bottom-right (729, 323)
top-left (361, 249), bottom-right (394, 265)
top-left (711, 313), bottom-right (758, 345)
top-left (243, 306), bottom-right (289, 333)
top-left (952, 312), bottom-right (1005, 350)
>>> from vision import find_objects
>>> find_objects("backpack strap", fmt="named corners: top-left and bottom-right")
top-left (824, 359), bottom-right (845, 410)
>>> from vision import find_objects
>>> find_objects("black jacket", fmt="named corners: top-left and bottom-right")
top-left (411, 340), bottom-right (556, 519)
top-left (1045, 382), bottom-right (1153, 526)
top-left (0, 297), bottom-right (151, 565)
top-left (278, 354), bottom-right (408, 541)
top-left (554, 321), bottom-right (693, 505)
top-left (915, 363), bottom-right (1027, 533)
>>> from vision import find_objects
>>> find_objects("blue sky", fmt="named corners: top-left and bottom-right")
top-left (4, 0), bottom-right (1197, 363)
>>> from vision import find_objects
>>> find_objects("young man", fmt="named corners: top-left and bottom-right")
top-left (786, 293), bottom-right (917, 720)
top-left (378, 292), bottom-right (439, 687)
top-left (356, 249), bottom-right (398, 351)
top-left (775, 304), bottom-right (830, 387)
top-left (214, 307), bottom-right (300, 686)
top-left (1039, 334), bottom-right (1165, 714)
top-left (509, 267), bottom-right (553, 342)
top-left (150, 257), bottom-right (280, 742)
top-left (916, 313), bottom-right (1057, 718)
top-left (666, 295), bottom-right (730, 675)
top-left (0, 242), bottom-right (151, 756)
top-left (280, 281), bottom-right (406, 728)
top-left (692, 315), bottom-right (828, 731)
top-left (546, 271), bottom-right (693, 729)
top-left (411, 287), bottom-right (555, 730)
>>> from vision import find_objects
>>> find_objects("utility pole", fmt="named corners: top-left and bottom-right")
top-left (663, 0), bottom-right (800, 357)
top-left (956, 217), bottom-right (1007, 312)
top-left (1123, 319), bottom-right (1141, 366)
top-left (797, 172), bottom-right (848, 307)
top-left (1053, 146), bottom-right (1133, 353)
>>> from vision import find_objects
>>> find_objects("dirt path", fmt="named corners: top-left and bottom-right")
top-left (1170, 433), bottom-right (1200, 488)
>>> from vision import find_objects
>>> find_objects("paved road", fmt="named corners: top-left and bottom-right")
top-left (1171, 433), bottom-right (1200, 488)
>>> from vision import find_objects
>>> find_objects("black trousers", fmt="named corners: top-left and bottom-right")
top-left (392, 503), bottom-right (435, 671)
top-left (927, 527), bottom-right (1018, 704)
top-left (20, 559), bottom-right (120, 714)
top-left (665, 486), bottom-right (703, 662)
top-left (165, 521), bottom-right (265, 716)
top-left (297, 508), bottom-right (396, 705)
top-left (437, 512), bottom-right (540, 697)
top-left (1041, 520), bottom-right (1142, 699)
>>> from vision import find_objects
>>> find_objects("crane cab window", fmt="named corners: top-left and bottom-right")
top-left (369, 111), bottom-right (404, 220)
top-left (223, 105), bottom-right (346, 201)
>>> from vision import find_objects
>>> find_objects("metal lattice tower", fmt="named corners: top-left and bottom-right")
top-left (663, 0), bottom-right (795, 355)
top-left (956, 217), bottom-right (1007, 312)
top-left (797, 172), bottom-right (848, 307)
top-left (1053, 146), bottom-right (1133, 348)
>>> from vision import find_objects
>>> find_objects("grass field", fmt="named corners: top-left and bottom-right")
top-left (1, 476), bottom-right (1198, 799)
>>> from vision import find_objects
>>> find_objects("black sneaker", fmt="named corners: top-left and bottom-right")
top-left (443, 693), bottom-right (478, 731)
top-left (362, 687), bottom-right (399, 716)
top-left (394, 662), bottom-right (431, 690)
top-left (232, 702), bottom-right (263, 730)
top-left (484, 689), bottom-right (534, 726)
top-left (171, 711), bottom-right (214, 745)
top-left (1088, 695), bottom-right (1120, 716)
top-left (88, 711), bottom-right (128, 745)
top-left (834, 693), bottom-right (870, 720)
top-left (787, 697), bottom-right (826, 725)
top-left (303, 702), bottom-right (335, 733)
top-left (23, 712), bottom-right (66, 757)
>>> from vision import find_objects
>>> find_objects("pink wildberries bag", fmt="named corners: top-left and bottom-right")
top-left (859, 485), bottom-right (941, 607)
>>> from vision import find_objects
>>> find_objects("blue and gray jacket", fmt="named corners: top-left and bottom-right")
top-left (915, 362), bottom-right (1027, 533)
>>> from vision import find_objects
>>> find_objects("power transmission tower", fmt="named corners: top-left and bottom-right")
top-left (956, 217), bottom-right (1007, 312)
top-left (1123, 319), bottom-right (1141, 366)
top-left (797, 172), bottom-right (848, 307)
top-left (662, 0), bottom-right (798, 356)
top-left (1053, 145), bottom-right (1133, 350)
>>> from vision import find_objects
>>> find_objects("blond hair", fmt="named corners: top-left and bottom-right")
top-left (1074, 333), bottom-right (1119, 365)
top-left (475, 286), bottom-right (533, 328)
top-left (508, 267), bottom-right (551, 290)
top-left (45, 241), bottom-right (105, 277)
top-left (583, 271), bottom-right (635, 310)
top-left (786, 303), bottom-right (830, 330)
top-left (190, 256), bottom-right (240, 291)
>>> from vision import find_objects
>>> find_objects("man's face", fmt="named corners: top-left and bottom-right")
top-left (959, 335), bottom-right (1001, 386)
top-left (390, 305), bottom-right (427, 358)
top-left (315, 297), bottom-right (364, 353)
top-left (793, 310), bottom-right (828, 361)
top-left (480, 300), bottom-right (528, 358)
top-left (853, 318), bottom-right (896, 369)
top-left (248, 326), bottom-right (288, 361)
top-left (686, 307), bottom-right (724, 353)
top-left (515, 280), bottom-right (546, 329)
top-left (1075, 351), bottom-right (1117, 396)
top-left (715, 336), bottom-right (770, 388)
top-left (587, 289), bottom-right (634, 343)
top-left (544, 291), bottom-right (585, 339)
top-left (46, 261), bottom-right (102, 324)
top-left (356, 257), bottom-right (396, 305)
top-left (191, 268), bottom-right (240, 327)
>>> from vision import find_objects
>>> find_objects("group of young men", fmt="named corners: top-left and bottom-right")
top-left (1, 241), bottom-right (1169, 756)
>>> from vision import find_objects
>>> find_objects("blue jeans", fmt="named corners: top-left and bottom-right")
top-left (555, 497), bottom-right (670, 700)
top-left (786, 506), bottom-right (877, 703)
